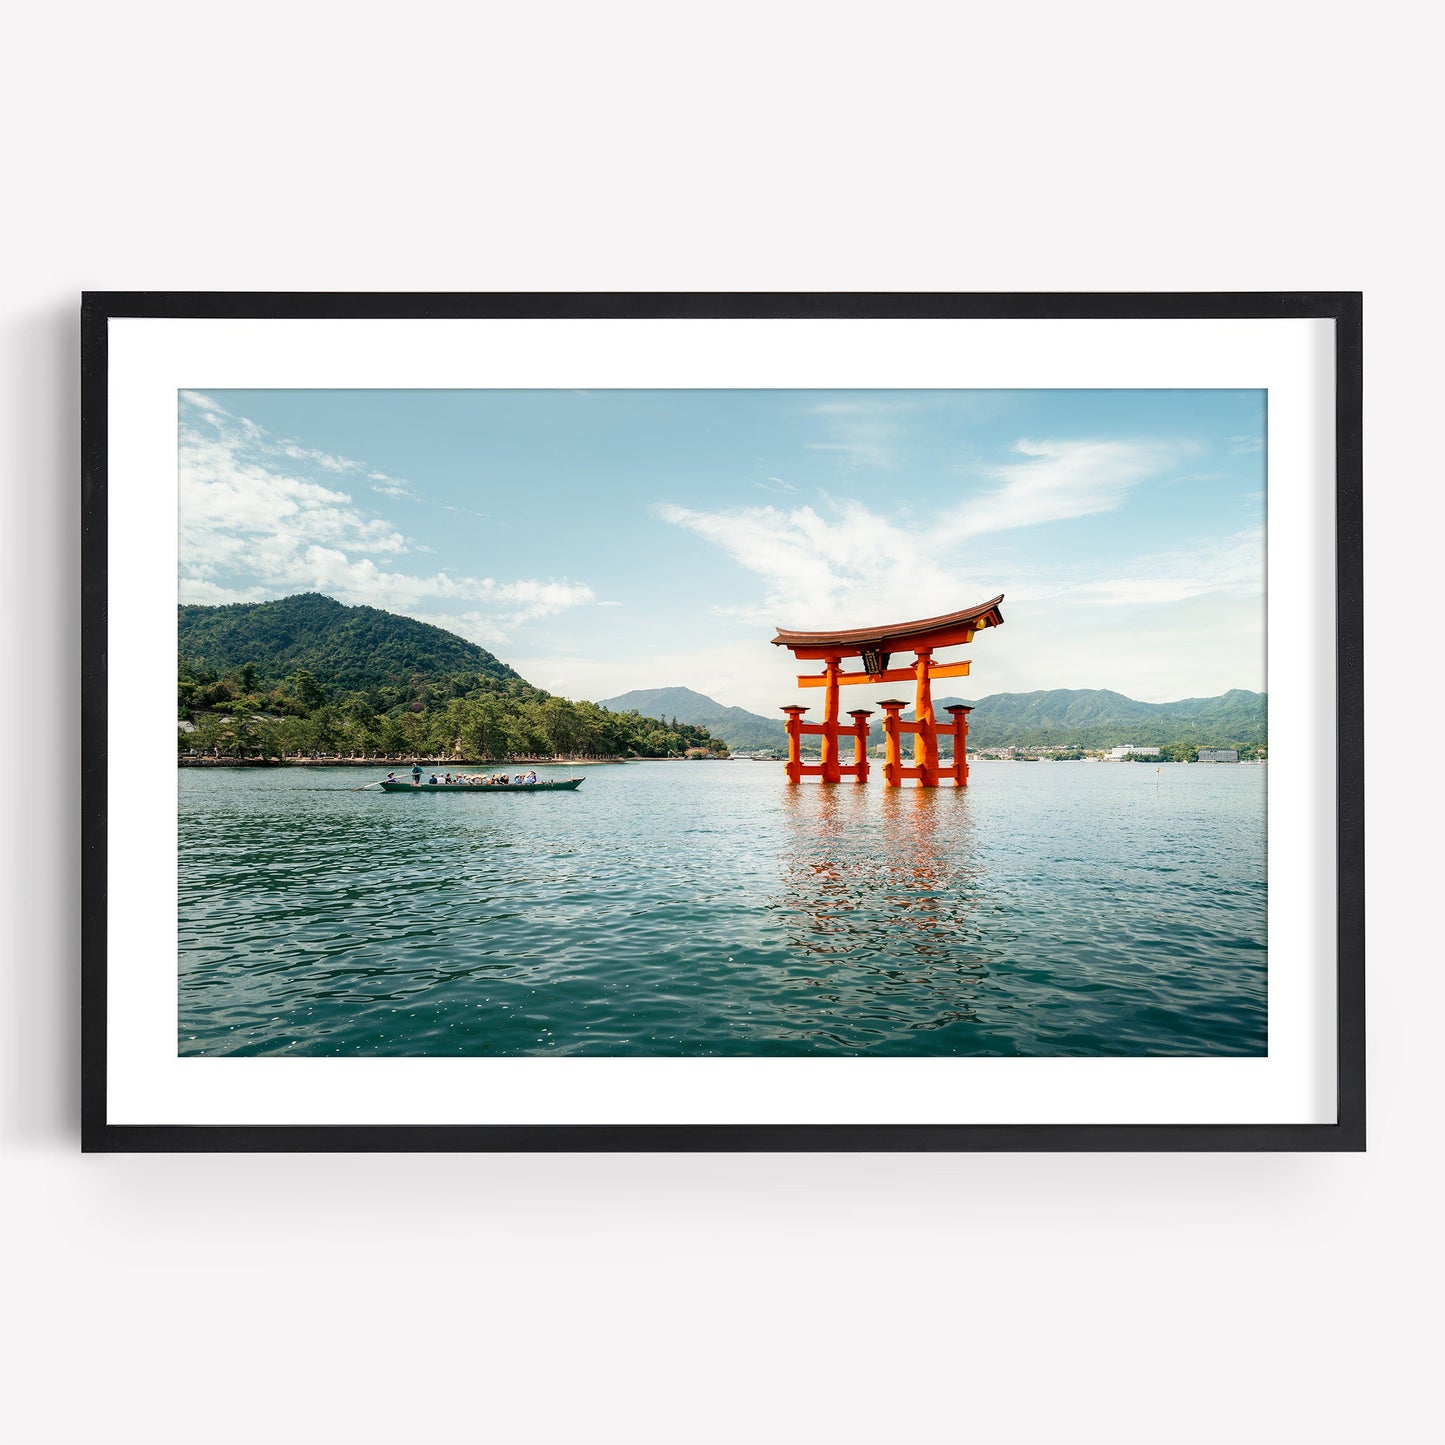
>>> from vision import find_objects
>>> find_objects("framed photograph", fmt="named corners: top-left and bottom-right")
top-left (80, 292), bottom-right (1363, 1151)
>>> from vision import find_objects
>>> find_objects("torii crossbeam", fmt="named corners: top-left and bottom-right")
top-left (772, 595), bottom-right (1004, 787)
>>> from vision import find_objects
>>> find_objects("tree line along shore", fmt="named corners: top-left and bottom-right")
top-left (179, 660), bottom-right (729, 764)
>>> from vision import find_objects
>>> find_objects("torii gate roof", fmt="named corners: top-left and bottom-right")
top-left (771, 595), bottom-right (1005, 656)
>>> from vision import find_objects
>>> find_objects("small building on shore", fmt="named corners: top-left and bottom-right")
top-left (1197, 748), bottom-right (1240, 763)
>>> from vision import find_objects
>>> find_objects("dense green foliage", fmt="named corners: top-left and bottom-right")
top-left (179, 593), bottom-right (523, 693)
top-left (921, 689), bottom-right (1267, 754)
top-left (597, 686), bottom-right (790, 751)
top-left (179, 595), bottom-right (726, 761)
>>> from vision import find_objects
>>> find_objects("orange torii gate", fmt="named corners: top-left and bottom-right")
top-left (772, 596), bottom-right (1004, 787)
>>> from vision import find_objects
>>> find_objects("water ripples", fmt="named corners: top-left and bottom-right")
top-left (179, 760), bottom-right (1266, 1056)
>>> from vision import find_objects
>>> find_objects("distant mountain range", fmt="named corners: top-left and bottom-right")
top-left (950, 688), bottom-right (1266, 748)
top-left (596, 687), bottom-right (790, 751)
top-left (178, 593), bottom-right (526, 693)
top-left (599, 685), bottom-right (1267, 751)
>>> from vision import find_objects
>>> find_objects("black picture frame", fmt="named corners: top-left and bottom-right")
top-left (80, 291), bottom-right (1364, 1152)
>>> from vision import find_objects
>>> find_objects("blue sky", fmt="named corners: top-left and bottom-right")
top-left (178, 388), bottom-right (1265, 713)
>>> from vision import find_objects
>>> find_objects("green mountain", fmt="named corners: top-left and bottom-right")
top-left (178, 595), bottom-right (726, 762)
top-left (918, 688), bottom-right (1267, 750)
top-left (178, 592), bottom-right (525, 693)
top-left (596, 687), bottom-right (789, 751)
top-left (601, 684), bottom-right (1266, 754)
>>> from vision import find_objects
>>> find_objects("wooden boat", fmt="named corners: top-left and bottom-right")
top-left (378, 777), bottom-right (583, 793)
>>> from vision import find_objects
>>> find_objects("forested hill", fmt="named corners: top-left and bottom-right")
top-left (596, 687), bottom-right (788, 751)
top-left (178, 593), bottom-right (524, 692)
top-left (933, 687), bottom-right (1267, 749)
top-left (178, 594), bottom-right (727, 761)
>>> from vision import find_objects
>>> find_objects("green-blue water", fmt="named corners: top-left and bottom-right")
top-left (178, 760), bottom-right (1267, 1056)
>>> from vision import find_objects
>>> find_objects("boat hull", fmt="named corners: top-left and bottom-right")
top-left (378, 778), bottom-right (583, 793)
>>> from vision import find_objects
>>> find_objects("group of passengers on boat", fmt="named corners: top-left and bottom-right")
top-left (386, 766), bottom-right (541, 787)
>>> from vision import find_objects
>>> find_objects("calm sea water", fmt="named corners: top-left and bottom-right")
top-left (178, 760), bottom-right (1267, 1057)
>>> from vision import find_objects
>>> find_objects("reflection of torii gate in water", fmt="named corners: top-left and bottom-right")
top-left (772, 596), bottom-right (1005, 787)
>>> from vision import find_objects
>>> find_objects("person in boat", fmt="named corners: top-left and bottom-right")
top-left (411, 763), bottom-right (423, 786)
top-left (526, 770), bottom-right (539, 785)
top-left (443, 772), bottom-right (452, 785)
top-left (386, 772), bottom-right (396, 783)
top-left (428, 773), bottom-right (439, 785)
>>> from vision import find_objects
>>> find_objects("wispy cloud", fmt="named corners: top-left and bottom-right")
top-left (278, 440), bottom-right (362, 474)
top-left (367, 470), bottom-right (417, 499)
top-left (938, 438), bottom-right (1188, 545)
top-left (1071, 529), bottom-right (1263, 606)
top-left (802, 397), bottom-right (921, 470)
top-left (183, 390), bottom-right (421, 496)
top-left (179, 393), bottom-right (596, 645)
top-left (659, 437), bottom-right (1192, 629)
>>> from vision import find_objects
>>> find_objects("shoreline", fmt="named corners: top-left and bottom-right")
top-left (178, 755), bottom-right (634, 769)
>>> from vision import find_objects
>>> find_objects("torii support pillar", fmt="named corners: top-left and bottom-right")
top-left (781, 705), bottom-right (808, 784)
top-left (912, 647), bottom-right (940, 787)
top-left (781, 703), bottom-right (872, 784)
top-left (780, 658), bottom-right (845, 783)
top-left (817, 654), bottom-right (843, 784)
top-left (879, 698), bottom-right (973, 788)
top-left (847, 709), bottom-right (873, 783)
top-left (945, 703), bottom-right (973, 787)
top-left (878, 699), bottom-right (910, 788)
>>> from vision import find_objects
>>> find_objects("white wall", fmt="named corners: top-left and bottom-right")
top-left (0, 4), bottom-right (1436, 1442)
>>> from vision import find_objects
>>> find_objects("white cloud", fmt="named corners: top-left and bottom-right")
top-left (807, 400), bottom-right (920, 416)
top-left (973, 591), bottom-right (1265, 702)
top-left (278, 441), bottom-right (362, 474)
top-left (180, 434), bottom-right (411, 568)
top-left (366, 470), bottom-right (417, 498)
top-left (1070, 529), bottom-right (1263, 607)
top-left (178, 395), bottom-right (598, 644)
top-left (802, 397), bottom-right (920, 470)
top-left (658, 493), bottom-right (967, 630)
top-left (655, 435), bottom-right (1263, 702)
top-left (179, 389), bottom-right (227, 413)
top-left (660, 437), bottom-right (1192, 630)
top-left (939, 438), bottom-right (1188, 545)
